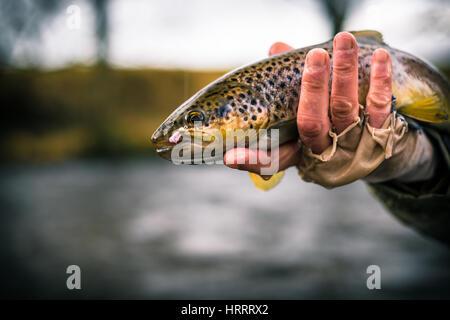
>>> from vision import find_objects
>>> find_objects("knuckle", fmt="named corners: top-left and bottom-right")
top-left (331, 96), bottom-right (357, 120)
top-left (333, 50), bottom-right (357, 72)
top-left (372, 72), bottom-right (391, 84)
top-left (333, 59), bottom-right (356, 76)
top-left (298, 119), bottom-right (324, 139)
top-left (367, 92), bottom-right (391, 109)
top-left (302, 73), bottom-right (327, 93)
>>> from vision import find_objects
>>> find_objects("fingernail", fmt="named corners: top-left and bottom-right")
top-left (373, 50), bottom-right (390, 76)
top-left (374, 49), bottom-right (389, 62)
top-left (336, 34), bottom-right (354, 50)
top-left (307, 49), bottom-right (326, 67)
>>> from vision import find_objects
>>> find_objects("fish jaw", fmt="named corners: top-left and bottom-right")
top-left (154, 145), bottom-right (173, 160)
top-left (152, 124), bottom-right (223, 163)
top-left (151, 123), bottom-right (177, 160)
top-left (153, 125), bottom-right (228, 163)
top-left (151, 131), bottom-right (174, 160)
top-left (153, 141), bottom-right (223, 164)
top-left (151, 103), bottom-right (191, 159)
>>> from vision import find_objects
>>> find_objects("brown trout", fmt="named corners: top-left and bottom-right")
top-left (151, 30), bottom-right (450, 190)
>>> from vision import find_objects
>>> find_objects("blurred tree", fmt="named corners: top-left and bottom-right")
top-left (0, 0), bottom-right (68, 68)
top-left (0, 0), bottom-right (110, 68)
top-left (318, 0), bottom-right (354, 35)
top-left (91, 0), bottom-right (109, 66)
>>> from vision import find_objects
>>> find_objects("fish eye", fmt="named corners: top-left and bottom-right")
top-left (185, 110), bottom-right (206, 125)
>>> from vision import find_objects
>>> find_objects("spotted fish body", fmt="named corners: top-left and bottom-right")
top-left (152, 31), bottom-right (450, 167)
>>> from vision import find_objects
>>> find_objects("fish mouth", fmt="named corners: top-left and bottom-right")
top-left (154, 141), bottom-right (224, 164)
top-left (151, 127), bottom-right (176, 160)
top-left (153, 142), bottom-right (174, 161)
top-left (152, 128), bottom-right (224, 163)
top-left (155, 145), bottom-right (173, 153)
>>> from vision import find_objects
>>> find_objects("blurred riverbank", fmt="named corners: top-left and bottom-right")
top-left (1, 65), bottom-right (449, 163)
top-left (0, 66), bottom-right (225, 162)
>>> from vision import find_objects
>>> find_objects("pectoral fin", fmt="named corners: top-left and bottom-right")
top-left (249, 171), bottom-right (285, 191)
top-left (398, 95), bottom-right (448, 123)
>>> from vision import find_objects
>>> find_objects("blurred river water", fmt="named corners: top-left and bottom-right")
top-left (1, 159), bottom-right (450, 299)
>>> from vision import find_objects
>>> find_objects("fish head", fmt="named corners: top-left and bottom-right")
top-left (151, 79), bottom-right (268, 162)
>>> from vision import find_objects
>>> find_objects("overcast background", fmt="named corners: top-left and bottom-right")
top-left (4, 0), bottom-right (450, 69)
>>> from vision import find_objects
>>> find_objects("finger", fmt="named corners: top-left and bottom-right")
top-left (298, 48), bottom-right (331, 154)
top-left (330, 32), bottom-right (359, 133)
top-left (269, 42), bottom-right (294, 56)
top-left (366, 48), bottom-right (392, 128)
top-left (224, 142), bottom-right (300, 175)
